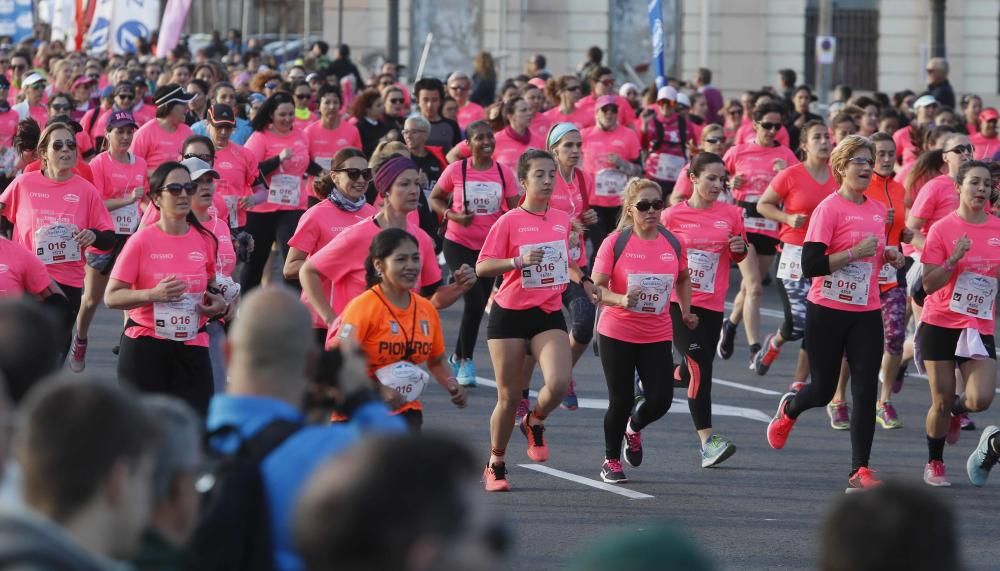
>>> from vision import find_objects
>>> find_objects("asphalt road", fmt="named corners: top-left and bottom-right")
top-left (80, 269), bottom-right (1000, 571)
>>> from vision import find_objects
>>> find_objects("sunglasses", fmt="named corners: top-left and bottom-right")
top-left (333, 167), bottom-right (373, 181)
top-left (727, 109), bottom-right (742, 115)
top-left (945, 144), bottom-right (974, 156)
top-left (599, 78), bottom-right (614, 86)
top-left (704, 137), bottom-right (723, 144)
top-left (758, 122), bottom-right (782, 131)
top-left (51, 139), bottom-right (77, 151)
top-left (633, 199), bottom-right (665, 212)
top-left (599, 105), bottom-right (618, 114)
top-left (160, 182), bottom-right (198, 196)
top-left (50, 103), bottom-right (72, 112)
top-left (28, 83), bottom-right (46, 90)
top-left (388, 97), bottom-right (404, 104)
top-left (116, 93), bottom-right (135, 100)
top-left (563, 85), bottom-right (581, 92)
top-left (448, 85), bottom-right (470, 92)
top-left (294, 93), bottom-right (310, 100)
top-left (847, 157), bottom-right (874, 167)
top-left (265, 81), bottom-right (279, 89)
top-left (10, 64), bottom-right (25, 70)
top-left (87, 73), bottom-right (100, 80)
top-left (183, 152), bottom-right (212, 161)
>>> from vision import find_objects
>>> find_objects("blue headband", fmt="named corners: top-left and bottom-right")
top-left (547, 122), bottom-right (579, 149)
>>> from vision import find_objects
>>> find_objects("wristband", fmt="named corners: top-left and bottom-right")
top-left (512, 256), bottom-right (524, 270)
top-left (846, 248), bottom-right (855, 262)
top-left (943, 259), bottom-right (956, 272)
top-left (580, 275), bottom-right (594, 285)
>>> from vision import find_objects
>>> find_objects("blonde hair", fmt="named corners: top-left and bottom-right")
top-left (615, 178), bottom-right (663, 231)
top-left (830, 134), bottom-right (875, 185)
top-left (700, 123), bottom-right (724, 144)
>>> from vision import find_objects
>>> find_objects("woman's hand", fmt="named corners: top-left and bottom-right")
top-left (584, 280), bottom-right (602, 304)
top-left (785, 213), bottom-right (808, 229)
top-left (279, 147), bottom-right (293, 162)
top-left (521, 248), bottom-right (544, 266)
top-left (452, 264), bottom-right (478, 290)
top-left (900, 227), bottom-right (914, 244)
top-left (949, 233), bottom-right (971, 264)
top-left (447, 379), bottom-right (467, 408)
top-left (772, 159), bottom-right (787, 173)
top-left (852, 236), bottom-right (878, 259)
top-left (885, 248), bottom-right (905, 269)
top-left (446, 209), bottom-right (475, 228)
top-left (731, 173), bottom-right (746, 190)
top-left (620, 286), bottom-right (640, 309)
top-left (682, 311), bottom-right (699, 330)
top-left (728, 234), bottom-right (746, 254)
top-left (197, 292), bottom-right (227, 317)
top-left (73, 228), bottom-right (95, 248)
top-left (131, 187), bottom-right (144, 203)
top-left (149, 275), bottom-right (187, 302)
top-left (581, 208), bottom-right (599, 226)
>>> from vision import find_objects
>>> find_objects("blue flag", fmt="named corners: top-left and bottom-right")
top-left (647, 0), bottom-right (665, 88)
top-left (0, 0), bottom-right (34, 43)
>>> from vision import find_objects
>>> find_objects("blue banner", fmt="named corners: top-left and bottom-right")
top-left (0, 0), bottom-right (34, 43)
top-left (647, 0), bottom-right (665, 88)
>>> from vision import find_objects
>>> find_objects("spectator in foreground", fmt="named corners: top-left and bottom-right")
top-left (567, 522), bottom-right (715, 571)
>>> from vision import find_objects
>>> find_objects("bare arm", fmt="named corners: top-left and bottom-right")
top-left (299, 260), bottom-right (335, 326)
top-left (283, 247), bottom-right (308, 279)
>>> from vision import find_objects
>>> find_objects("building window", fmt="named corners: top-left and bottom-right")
top-left (804, 0), bottom-right (879, 91)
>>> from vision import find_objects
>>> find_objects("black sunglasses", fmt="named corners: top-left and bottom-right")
top-left (51, 139), bottom-right (77, 151)
top-left (160, 182), bottom-right (198, 196)
top-left (333, 167), bottom-right (373, 181)
top-left (116, 93), bottom-right (135, 100)
top-left (50, 103), bottom-right (72, 112)
top-left (758, 122), bottom-right (782, 131)
top-left (704, 137), bottom-right (724, 144)
top-left (10, 64), bottom-right (25, 70)
top-left (945, 144), bottom-right (974, 156)
top-left (563, 85), bottom-right (581, 92)
top-left (388, 98), bottom-right (404, 104)
top-left (294, 93), bottom-right (310, 100)
top-left (633, 199), bottom-right (665, 212)
top-left (183, 152), bottom-right (213, 162)
top-left (599, 106), bottom-right (618, 114)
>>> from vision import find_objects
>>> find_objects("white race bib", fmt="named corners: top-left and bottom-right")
top-left (568, 232), bottom-right (582, 263)
top-left (314, 157), bottom-right (332, 172)
top-left (519, 240), bottom-right (569, 289)
top-left (374, 361), bottom-right (429, 403)
top-left (653, 153), bottom-right (685, 181)
top-left (687, 249), bottom-right (719, 293)
top-left (776, 244), bottom-right (803, 280)
top-left (34, 223), bottom-right (80, 264)
top-left (820, 261), bottom-right (872, 306)
top-left (595, 169), bottom-right (628, 197)
top-left (224, 195), bottom-right (239, 228)
top-left (268, 174), bottom-right (301, 206)
top-left (878, 246), bottom-right (899, 285)
top-left (626, 273), bottom-right (673, 314)
top-left (153, 293), bottom-right (200, 340)
top-left (214, 273), bottom-right (241, 306)
top-left (111, 202), bottom-right (139, 235)
top-left (744, 216), bottom-right (778, 232)
top-left (949, 272), bottom-right (997, 318)
top-left (465, 181), bottom-right (502, 215)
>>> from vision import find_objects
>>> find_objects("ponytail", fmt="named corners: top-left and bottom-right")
top-left (904, 149), bottom-right (945, 207)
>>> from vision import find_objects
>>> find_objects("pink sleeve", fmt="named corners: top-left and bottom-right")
top-left (770, 167), bottom-right (793, 199)
top-left (349, 125), bottom-right (362, 149)
top-left (922, 223), bottom-right (948, 266)
top-left (22, 250), bottom-right (50, 294)
top-left (311, 227), bottom-right (358, 283)
top-left (110, 234), bottom-right (142, 284)
top-left (241, 147), bottom-right (259, 187)
top-left (437, 160), bottom-right (459, 194)
top-left (130, 128), bottom-right (149, 161)
top-left (722, 147), bottom-right (737, 174)
top-left (454, 140), bottom-right (471, 158)
top-left (243, 133), bottom-right (267, 162)
top-left (140, 204), bottom-right (160, 225)
top-left (676, 238), bottom-right (688, 274)
top-left (626, 129), bottom-right (641, 161)
top-left (672, 167), bottom-right (692, 199)
top-left (138, 158), bottom-right (150, 193)
top-left (803, 201), bottom-right (834, 245)
top-left (910, 183), bottom-right (935, 220)
top-left (417, 229), bottom-right (442, 285)
top-left (477, 216), bottom-right (510, 262)
top-left (287, 212), bottom-right (320, 252)
top-left (500, 164), bottom-right (519, 198)
top-left (783, 146), bottom-right (800, 166)
top-left (203, 233), bottom-right (218, 276)
top-left (0, 180), bottom-right (17, 222)
top-left (592, 231), bottom-right (617, 275)
top-left (777, 126), bottom-right (790, 147)
top-left (89, 158), bottom-right (108, 198)
top-left (733, 209), bottom-right (747, 240)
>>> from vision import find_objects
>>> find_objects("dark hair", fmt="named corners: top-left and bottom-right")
top-left (250, 92), bottom-right (294, 131)
top-left (753, 101), bottom-right (785, 122)
top-left (892, 89), bottom-right (915, 110)
top-left (350, 89), bottom-right (381, 121)
top-left (313, 147), bottom-right (366, 199)
top-left (364, 228), bottom-right (419, 288)
top-left (242, 49), bottom-right (260, 66)
top-left (799, 120), bottom-right (829, 153)
top-left (291, 79), bottom-right (311, 95)
top-left (413, 77), bottom-right (444, 102)
top-left (13, 118), bottom-right (40, 153)
top-left (879, 108), bottom-right (901, 123)
top-left (869, 131), bottom-right (894, 145)
top-left (465, 119), bottom-right (492, 141)
top-left (0, 299), bottom-right (59, 404)
top-left (156, 99), bottom-right (186, 119)
top-left (696, 67), bottom-right (712, 84)
top-left (834, 84), bottom-right (853, 101)
top-left (148, 161), bottom-right (219, 257)
top-left (208, 81), bottom-right (235, 102)
top-left (517, 148), bottom-right (555, 182)
top-left (955, 160), bottom-right (992, 188)
top-left (532, 54), bottom-right (547, 69)
top-left (46, 91), bottom-right (74, 109)
top-left (316, 84), bottom-right (342, 104)
top-left (36, 122), bottom-right (77, 171)
top-left (496, 96), bottom-right (525, 130)
top-left (188, 78), bottom-right (209, 97)
top-left (588, 66), bottom-right (613, 84)
top-left (935, 106), bottom-right (956, 120)
top-left (18, 378), bottom-right (159, 522)
top-left (311, 40), bottom-right (329, 55)
top-left (689, 151), bottom-right (724, 177)
top-left (778, 68), bottom-right (796, 87)
top-left (182, 135), bottom-right (215, 161)
top-left (832, 111), bottom-right (858, 129)
top-left (851, 96), bottom-right (879, 111)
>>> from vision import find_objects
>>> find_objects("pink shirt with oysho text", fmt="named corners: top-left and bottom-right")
top-left (288, 199), bottom-right (377, 328)
top-left (456, 102), bottom-right (486, 131)
top-left (304, 121), bottom-right (362, 170)
top-left (592, 228), bottom-right (687, 344)
top-left (908, 174), bottom-right (959, 256)
top-left (921, 212), bottom-right (1000, 335)
top-left (0, 237), bottom-right (50, 297)
top-left (214, 143), bottom-right (259, 228)
top-left (437, 159), bottom-right (520, 250)
top-left (804, 192), bottom-right (888, 312)
top-left (111, 224), bottom-right (217, 347)
top-left (581, 124), bottom-right (642, 208)
top-left (478, 207), bottom-right (573, 313)
top-left (662, 200), bottom-right (746, 312)
top-left (723, 143), bottom-right (799, 239)
top-left (0, 171), bottom-right (113, 287)
top-left (245, 128), bottom-right (311, 212)
top-left (130, 120), bottom-right (193, 172)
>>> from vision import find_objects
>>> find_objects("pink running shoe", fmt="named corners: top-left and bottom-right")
top-left (767, 392), bottom-right (798, 449)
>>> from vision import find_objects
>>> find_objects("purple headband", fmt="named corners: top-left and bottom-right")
top-left (374, 155), bottom-right (418, 196)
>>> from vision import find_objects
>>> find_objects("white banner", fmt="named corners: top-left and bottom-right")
top-left (109, 0), bottom-right (160, 54)
top-left (48, 0), bottom-right (76, 45)
top-left (85, 0), bottom-right (114, 52)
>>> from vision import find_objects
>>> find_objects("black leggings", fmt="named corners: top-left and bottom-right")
top-left (54, 282), bottom-right (82, 364)
top-left (670, 303), bottom-right (723, 431)
top-left (787, 302), bottom-right (883, 472)
top-left (442, 238), bottom-right (493, 359)
top-left (240, 210), bottom-right (304, 293)
top-left (599, 334), bottom-right (673, 460)
top-left (587, 206), bottom-right (621, 267)
top-left (117, 335), bottom-right (214, 416)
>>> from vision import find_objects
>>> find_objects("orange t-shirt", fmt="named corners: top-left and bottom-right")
top-left (867, 171), bottom-right (907, 293)
top-left (335, 286), bottom-right (445, 413)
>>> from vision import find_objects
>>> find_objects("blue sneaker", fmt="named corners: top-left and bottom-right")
top-left (448, 355), bottom-right (460, 377)
top-left (561, 379), bottom-right (578, 410)
top-left (967, 425), bottom-right (1000, 487)
top-left (457, 359), bottom-right (477, 387)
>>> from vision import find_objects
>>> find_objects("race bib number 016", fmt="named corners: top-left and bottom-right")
top-left (519, 240), bottom-right (569, 289)
top-left (268, 174), bottom-right (301, 206)
top-left (465, 181), bottom-right (502, 215)
top-left (687, 249), bottom-right (719, 293)
top-left (626, 273), bottom-right (674, 314)
top-left (35, 223), bottom-right (80, 264)
top-left (776, 244), bottom-right (803, 280)
top-left (153, 293), bottom-right (200, 340)
top-left (950, 272), bottom-right (997, 318)
top-left (820, 261), bottom-right (872, 306)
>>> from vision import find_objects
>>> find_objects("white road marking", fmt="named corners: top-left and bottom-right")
top-left (475, 377), bottom-right (770, 423)
top-left (517, 464), bottom-right (655, 499)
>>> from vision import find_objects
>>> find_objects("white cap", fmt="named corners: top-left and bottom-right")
top-left (619, 82), bottom-right (639, 97)
top-left (21, 72), bottom-right (44, 87)
top-left (656, 86), bottom-right (677, 102)
top-left (676, 92), bottom-right (691, 108)
top-left (913, 94), bottom-right (938, 109)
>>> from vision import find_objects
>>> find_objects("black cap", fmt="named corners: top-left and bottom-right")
top-left (153, 83), bottom-right (195, 108)
top-left (50, 115), bottom-right (83, 134)
top-left (208, 104), bottom-right (235, 126)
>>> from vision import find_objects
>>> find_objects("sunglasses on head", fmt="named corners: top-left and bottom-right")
top-left (758, 121), bottom-right (782, 131)
top-left (333, 167), bottom-right (373, 181)
top-left (183, 152), bottom-right (212, 161)
top-left (160, 182), bottom-right (197, 196)
top-left (847, 157), bottom-right (874, 167)
top-left (945, 144), bottom-right (974, 156)
top-left (51, 139), bottom-right (77, 151)
top-left (633, 199), bottom-right (665, 212)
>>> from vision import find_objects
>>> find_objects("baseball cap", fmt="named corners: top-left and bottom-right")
top-left (180, 157), bottom-right (220, 181)
top-left (676, 92), bottom-right (691, 108)
top-left (208, 104), bottom-right (235, 127)
top-left (107, 110), bottom-right (137, 130)
top-left (153, 83), bottom-right (195, 108)
top-left (979, 107), bottom-right (999, 122)
top-left (913, 95), bottom-right (938, 109)
top-left (656, 86), bottom-right (677, 102)
top-left (49, 115), bottom-right (82, 133)
top-left (595, 95), bottom-right (617, 109)
top-left (22, 72), bottom-right (45, 87)
top-left (71, 76), bottom-right (96, 90)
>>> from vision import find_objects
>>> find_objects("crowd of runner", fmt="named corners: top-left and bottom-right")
top-left (0, 33), bottom-right (998, 569)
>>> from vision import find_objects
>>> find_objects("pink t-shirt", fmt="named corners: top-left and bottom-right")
top-left (478, 207), bottom-right (572, 313)
top-left (909, 174), bottom-right (958, 255)
top-left (581, 125), bottom-right (642, 208)
top-left (592, 228), bottom-right (687, 343)
top-left (575, 94), bottom-right (637, 130)
top-left (549, 169), bottom-right (588, 220)
top-left (0, 109), bottom-right (18, 147)
top-left (0, 172), bottom-right (113, 287)
top-left (438, 159), bottom-right (520, 250)
top-left (457, 102), bottom-right (486, 130)
top-left (0, 237), bottom-right (50, 297)
top-left (892, 125), bottom-right (919, 168)
top-left (530, 114), bottom-right (552, 142)
top-left (245, 128), bottom-right (311, 212)
top-left (770, 163), bottom-right (838, 246)
top-left (304, 121), bottom-right (362, 168)
top-left (804, 193), bottom-right (888, 312)
top-left (214, 143), bottom-right (259, 228)
top-left (542, 106), bottom-right (594, 130)
top-left (130, 120), bottom-right (193, 173)
top-left (310, 217), bottom-right (442, 318)
top-left (672, 164), bottom-right (692, 200)
top-left (111, 224), bottom-right (217, 346)
top-left (662, 201), bottom-right (746, 312)
top-left (294, 111), bottom-right (319, 131)
top-left (287, 199), bottom-right (377, 328)
top-left (921, 212), bottom-right (1000, 335)
top-left (736, 119), bottom-right (791, 147)
top-left (970, 132), bottom-right (1000, 162)
top-left (723, 143), bottom-right (799, 239)
top-left (450, 128), bottom-right (546, 173)
top-left (204, 215), bottom-right (237, 277)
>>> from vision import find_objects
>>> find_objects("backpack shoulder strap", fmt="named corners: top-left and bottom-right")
top-left (460, 158), bottom-right (468, 212)
top-left (611, 227), bottom-right (633, 270)
top-left (573, 167), bottom-right (591, 213)
top-left (678, 117), bottom-right (688, 159)
top-left (657, 226), bottom-right (682, 259)
top-left (495, 160), bottom-right (506, 191)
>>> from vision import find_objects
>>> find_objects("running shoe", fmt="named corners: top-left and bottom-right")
top-left (876, 401), bottom-right (902, 430)
top-left (111, 344), bottom-right (120, 355)
top-left (846, 467), bottom-right (882, 492)
top-left (967, 425), bottom-right (1000, 487)
top-left (622, 421), bottom-right (643, 467)
top-left (68, 335), bottom-right (88, 373)
top-left (701, 434), bottom-right (736, 468)
top-left (960, 412), bottom-right (977, 431)
top-left (946, 415), bottom-right (962, 445)
top-left (519, 412), bottom-right (548, 462)
top-left (561, 379), bottom-right (578, 410)
top-left (923, 460), bottom-right (951, 487)
top-left (766, 392), bottom-right (797, 449)
top-left (457, 359), bottom-right (477, 387)
top-left (600, 459), bottom-right (628, 483)
top-left (448, 355), bottom-right (460, 376)
top-left (826, 400), bottom-right (850, 430)
top-left (717, 319), bottom-right (737, 360)
top-left (892, 364), bottom-right (907, 394)
top-left (483, 462), bottom-right (510, 492)
top-left (514, 397), bottom-right (530, 424)
top-left (789, 380), bottom-right (807, 393)
top-left (750, 334), bottom-right (780, 375)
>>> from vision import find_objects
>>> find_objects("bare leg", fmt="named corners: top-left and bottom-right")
top-left (488, 338), bottom-right (529, 466)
